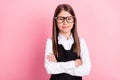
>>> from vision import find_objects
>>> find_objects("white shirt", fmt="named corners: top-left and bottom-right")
top-left (44, 34), bottom-right (91, 76)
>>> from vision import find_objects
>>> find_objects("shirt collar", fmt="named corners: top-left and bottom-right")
top-left (58, 33), bottom-right (74, 41)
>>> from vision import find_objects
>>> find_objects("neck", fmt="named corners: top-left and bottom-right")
top-left (59, 32), bottom-right (71, 39)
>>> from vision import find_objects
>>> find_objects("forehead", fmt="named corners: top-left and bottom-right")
top-left (57, 10), bottom-right (72, 17)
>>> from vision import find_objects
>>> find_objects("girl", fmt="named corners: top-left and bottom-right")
top-left (44, 4), bottom-right (91, 80)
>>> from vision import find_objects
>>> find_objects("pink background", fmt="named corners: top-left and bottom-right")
top-left (0, 0), bottom-right (120, 80)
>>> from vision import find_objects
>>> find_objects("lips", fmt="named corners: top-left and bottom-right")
top-left (62, 26), bottom-right (69, 28)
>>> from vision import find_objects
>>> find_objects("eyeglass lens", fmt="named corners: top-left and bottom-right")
top-left (55, 16), bottom-right (74, 23)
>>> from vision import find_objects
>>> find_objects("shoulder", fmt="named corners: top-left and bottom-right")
top-left (79, 37), bottom-right (87, 45)
top-left (79, 37), bottom-right (89, 56)
top-left (79, 37), bottom-right (88, 49)
top-left (45, 38), bottom-right (53, 54)
top-left (46, 38), bottom-right (52, 43)
top-left (46, 38), bottom-right (52, 45)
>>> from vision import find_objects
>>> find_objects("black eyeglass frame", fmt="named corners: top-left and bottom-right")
top-left (55, 16), bottom-right (75, 23)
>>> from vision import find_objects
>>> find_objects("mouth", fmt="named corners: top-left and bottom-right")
top-left (62, 26), bottom-right (69, 28)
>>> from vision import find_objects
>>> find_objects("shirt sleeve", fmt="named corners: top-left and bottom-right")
top-left (66, 38), bottom-right (91, 76)
top-left (44, 38), bottom-right (76, 74)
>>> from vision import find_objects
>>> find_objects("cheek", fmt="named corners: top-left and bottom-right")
top-left (57, 24), bottom-right (62, 29)
top-left (70, 23), bottom-right (74, 28)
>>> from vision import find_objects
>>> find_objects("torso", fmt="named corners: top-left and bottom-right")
top-left (50, 44), bottom-right (82, 80)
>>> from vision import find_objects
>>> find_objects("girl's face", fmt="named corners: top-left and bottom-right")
top-left (56, 10), bottom-right (74, 34)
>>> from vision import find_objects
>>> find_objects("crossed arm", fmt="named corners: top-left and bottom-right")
top-left (44, 38), bottom-right (91, 76)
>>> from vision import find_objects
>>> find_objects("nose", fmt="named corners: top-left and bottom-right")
top-left (63, 19), bottom-right (67, 24)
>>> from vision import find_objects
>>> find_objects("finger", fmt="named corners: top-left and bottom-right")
top-left (51, 54), bottom-right (56, 58)
top-left (47, 54), bottom-right (53, 58)
top-left (48, 57), bottom-right (52, 61)
top-left (46, 55), bottom-right (51, 58)
top-left (49, 53), bottom-right (53, 55)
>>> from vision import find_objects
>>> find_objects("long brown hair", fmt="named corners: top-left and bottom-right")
top-left (52, 4), bottom-right (80, 57)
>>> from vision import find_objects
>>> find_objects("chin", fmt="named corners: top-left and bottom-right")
top-left (62, 30), bottom-right (70, 33)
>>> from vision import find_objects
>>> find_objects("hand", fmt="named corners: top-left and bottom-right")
top-left (47, 53), bottom-right (57, 62)
top-left (74, 59), bottom-right (82, 67)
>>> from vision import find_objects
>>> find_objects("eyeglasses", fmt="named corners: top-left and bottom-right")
top-left (55, 16), bottom-right (75, 23)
